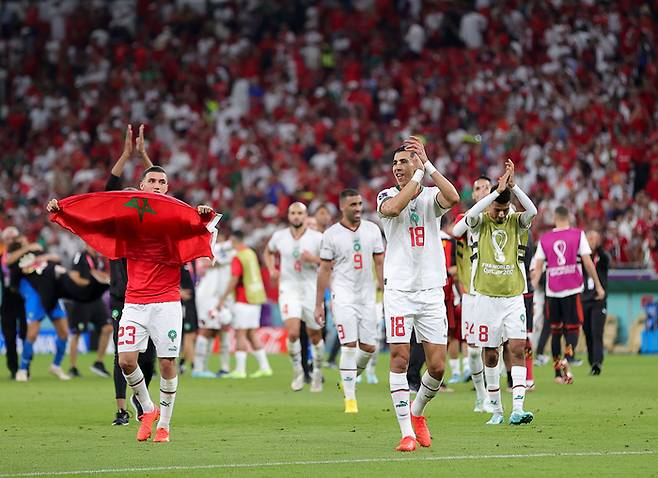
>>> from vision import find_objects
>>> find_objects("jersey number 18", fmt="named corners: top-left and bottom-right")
top-left (408, 227), bottom-right (425, 247)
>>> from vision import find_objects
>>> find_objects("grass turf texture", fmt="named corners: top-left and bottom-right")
top-left (1, 354), bottom-right (656, 478)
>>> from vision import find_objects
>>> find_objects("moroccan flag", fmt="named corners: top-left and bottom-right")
top-left (50, 191), bottom-right (221, 265)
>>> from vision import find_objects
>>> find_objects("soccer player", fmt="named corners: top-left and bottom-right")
top-left (193, 232), bottom-right (234, 378)
top-left (377, 136), bottom-right (459, 452)
top-left (452, 175), bottom-right (492, 412)
top-left (47, 165), bottom-right (216, 443)
top-left (581, 230), bottom-right (610, 376)
top-left (218, 230), bottom-right (272, 378)
top-left (264, 203), bottom-right (324, 392)
top-left (178, 261), bottom-right (199, 375)
top-left (10, 235), bottom-right (108, 382)
top-left (314, 189), bottom-right (384, 413)
top-left (464, 159), bottom-right (537, 425)
top-left (532, 207), bottom-right (605, 383)
top-left (67, 244), bottom-right (113, 378)
top-left (105, 124), bottom-right (157, 425)
top-left (1, 226), bottom-right (27, 380)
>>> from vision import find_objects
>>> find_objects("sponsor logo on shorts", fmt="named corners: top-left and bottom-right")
top-left (168, 346), bottom-right (178, 352)
top-left (520, 313), bottom-right (526, 323)
top-left (168, 329), bottom-right (178, 342)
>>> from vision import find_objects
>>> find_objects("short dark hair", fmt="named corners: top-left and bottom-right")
top-left (393, 145), bottom-right (407, 155)
top-left (555, 205), bottom-right (570, 219)
top-left (339, 189), bottom-right (360, 201)
top-left (141, 166), bottom-right (167, 180)
top-left (313, 203), bottom-right (330, 214)
top-left (476, 175), bottom-right (491, 183)
top-left (491, 184), bottom-right (511, 203)
top-left (230, 229), bottom-right (244, 241)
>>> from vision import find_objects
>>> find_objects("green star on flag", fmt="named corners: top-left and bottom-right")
top-left (124, 197), bottom-right (156, 222)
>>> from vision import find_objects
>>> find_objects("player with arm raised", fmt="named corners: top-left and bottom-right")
top-left (465, 159), bottom-right (537, 426)
top-left (47, 130), bottom-right (216, 443)
top-left (315, 189), bottom-right (384, 413)
top-left (377, 136), bottom-right (459, 452)
top-left (452, 176), bottom-right (493, 412)
top-left (264, 203), bottom-right (324, 392)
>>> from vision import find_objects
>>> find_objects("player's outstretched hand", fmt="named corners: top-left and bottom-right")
top-left (505, 158), bottom-right (516, 188)
top-left (403, 136), bottom-right (427, 170)
top-left (136, 124), bottom-right (146, 156)
top-left (197, 205), bottom-right (214, 216)
top-left (314, 304), bottom-right (325, 327)
top-left (46, 199), bottom-right (60, 213)
top-left (122, 125), bottom-right (133, 159)
top-left (496, 168), bottom-right (511, 194)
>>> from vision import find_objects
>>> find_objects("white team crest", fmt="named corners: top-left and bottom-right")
top-left (492, 230), bottom-right (508, 263)
top-left (553, 240), bottom-right (567, 266)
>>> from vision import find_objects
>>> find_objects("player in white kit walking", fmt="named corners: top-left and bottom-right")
top-left (315, 189), bottom-right (384, 413)
top-left (264, 203), bottom-right (324, 391)
top-left (377, 136), bottom-right (460, 452)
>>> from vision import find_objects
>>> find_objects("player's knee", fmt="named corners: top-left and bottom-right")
top-left (118, 357), bottom-right (136, 374)
top-left (359, 343), bottom-right (376, 353)
top-left (483, 349), bottom-right (499, 368)
top-left (426, 363), bottom-right (444, 380)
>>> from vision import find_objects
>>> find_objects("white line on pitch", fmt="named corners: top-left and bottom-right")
top-left (0, 450), bottom-right (654, 477)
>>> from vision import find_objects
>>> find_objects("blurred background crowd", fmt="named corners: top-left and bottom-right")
top-left (1, 0), bottom-right (657, 270)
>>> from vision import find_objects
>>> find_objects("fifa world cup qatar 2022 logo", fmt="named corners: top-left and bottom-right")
top-left (553, 240), bottom-right (567, 265)
top-left (492, 230), bottom-right (508, 263)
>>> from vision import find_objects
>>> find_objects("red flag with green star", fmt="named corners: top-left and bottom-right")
top-left (49, 191), bottom-right (220, 265)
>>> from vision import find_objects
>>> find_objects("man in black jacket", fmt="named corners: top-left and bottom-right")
top-left (108, 125), bottom-right (156, 426)
top-left (582, 231), bottom-right (610, 376)
top-left (1, 226), bottom-right (26, 380)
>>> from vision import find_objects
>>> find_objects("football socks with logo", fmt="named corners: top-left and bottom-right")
top-left (390, 372), bottom-right (415, 438)
top-left (485, 366), bottom-right (503, 413)
top-left (312, 340), bottom-right (324, 374)
top-left (124, 367), bottom-right (155, 413)
top-left (411, 370), bottom-right (442, 417)
top-left (339, 346), bottom-right (357, 400)
top-left (158, 376), bottom-right (178, 430)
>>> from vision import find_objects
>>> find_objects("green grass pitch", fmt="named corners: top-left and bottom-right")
top-left (1, 353), bottom-right (656, 477)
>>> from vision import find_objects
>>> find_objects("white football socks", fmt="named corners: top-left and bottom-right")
top-left (193, 335), bottom-right (209, 372)
top-left (485, 366), bottom-right (503, 414)
top-left (287, 338), bottom-right (302, 370)
top-left (390, 372), bottom-right (414, 438)
top-left (468, 346), bottom-right (487, 401)
top-left (252, 348), bottom-right (271, 372)
top-left (411, 370), bottom-right (442, 417)
top-left (157, 376), bottom-right (177, 430)
top-left (355, 348), bottom-right (373, 377)
top-left (124, 367), bottom-right (154, 413)
top-left (511, 365), bottom-right (527, 412)
top-left (339, 346), bottom-right (357, 400)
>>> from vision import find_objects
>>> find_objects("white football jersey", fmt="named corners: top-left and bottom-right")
top-left (195, 240), bottom-right (235, 319)
top-left (267, 227), bottom-right (323, 302)
top-left (377, 185), bottom-right (449, 291)
top-left (320, 220), bottom-right (384, 305)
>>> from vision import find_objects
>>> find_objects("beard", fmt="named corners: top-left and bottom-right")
top-left (290, 220), bottom-right (304, 229)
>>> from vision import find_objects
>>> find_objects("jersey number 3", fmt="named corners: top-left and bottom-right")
top-left (408, 227), bottom-right (425, 247)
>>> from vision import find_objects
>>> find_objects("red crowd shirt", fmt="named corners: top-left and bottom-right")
top-left (230, 256), bottom-right (248, 304)
top-left (125, 259), bottom-right (181, 304)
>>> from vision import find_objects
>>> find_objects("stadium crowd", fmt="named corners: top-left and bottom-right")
top-left (1, 0), bottom-right (657, 270)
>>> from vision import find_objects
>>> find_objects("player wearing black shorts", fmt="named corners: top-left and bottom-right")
top-left (1, 226), bottom-right (27, 380)
top-left (107, 125), bottom-right (156, 426)
top-left (67, 246), bottom-right (113, 378)
top-left (178, 261), bottom-right (198, 374)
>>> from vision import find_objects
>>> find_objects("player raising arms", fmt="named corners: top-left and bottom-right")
top-left (453, 176), bottom-right (493, 412)
top-left (465, 159), bottom-right (537, 426)
top-left (47, 164), bottom-right (216, 443)
top-left (315, 189), bottom-right (384, 413)
top-left (264, 203), bottom-right (324, 392)
top-left (377, 136), bottom-right (459, 452)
